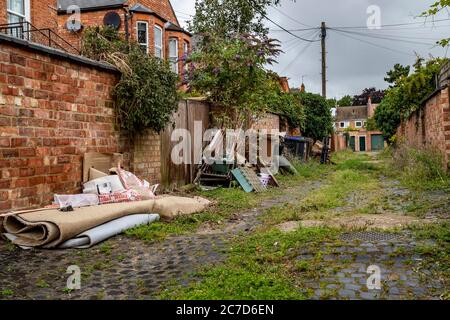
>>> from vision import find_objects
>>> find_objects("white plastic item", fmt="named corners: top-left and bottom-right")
top-left (54, 194), bottom-right (99, 209)
top-left (59, 214), bottom-right (160, 249)
top-left (83, 175), bottom-right (125, 195)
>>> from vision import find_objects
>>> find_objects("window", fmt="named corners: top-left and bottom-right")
top-left (355, 121), bottom-right (362, 128)
top-left (169, 38), bottom-right (178, 74)
top-left (7, 0), bottom-right (30, 38)
top-left (183, 41), bottom-right (189, 72)
top-left (137, 22), bottom-right (148, 53)
top-left (154, 25), bottom-right (163, 58)
top-left (339, 122), bottom-right (345, 128)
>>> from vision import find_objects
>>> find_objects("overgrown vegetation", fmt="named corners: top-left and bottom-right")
top-left (81, 26), bottom-right (179, 134)
top-left (158, 226), bottom-right (340, 299)
top-left (296, 92), bottom-right (334, 142)
top-left (422, 0), bottom-right (450, 47)
top-left (374, 58), bottom-right (446, 141)
top-left (382, 144), bottom-right (449, 190)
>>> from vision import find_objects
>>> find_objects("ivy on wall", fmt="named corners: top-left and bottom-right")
top-left (81, 26), bottom-right (179, 135)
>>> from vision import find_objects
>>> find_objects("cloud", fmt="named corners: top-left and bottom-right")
top-left (171, 0), bottom-right (450, 98)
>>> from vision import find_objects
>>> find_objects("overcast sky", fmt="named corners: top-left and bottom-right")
top-left (171, 0), bottom-right (450, 99)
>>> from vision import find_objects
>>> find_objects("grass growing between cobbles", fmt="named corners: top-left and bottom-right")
top-left (408, 223), bottom-right (450, 299)
top-left (261, 153), bottom-right (381, 225)
top-left (125, 158), bottom-right (334, 243)
top-left (158, 226), bottom-right (341, 300)
top-left (125, 151), bottom-right (383, 242)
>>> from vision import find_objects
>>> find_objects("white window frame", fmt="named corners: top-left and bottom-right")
top-left (355, 121), bottom-right (363, 128)
top-left (183, 41), bottom-right (189, 72)
top-left (154, 25), bottom-right (163, 58)
top-left (7, 0), bottom-right (30, 38)
top-left (7, 0), bottom-right (30, 22)
top-left (169, 38), bottom-right (179, 74)
top-left (136, 21), bottom-right (149, 53)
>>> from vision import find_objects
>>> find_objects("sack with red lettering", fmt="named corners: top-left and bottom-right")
top-left (98, 189), bottom-right (142, 205)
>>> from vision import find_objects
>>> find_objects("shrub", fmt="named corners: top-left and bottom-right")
top-left (388, 144), bottom-right (449, 190)
top-left (81, 26), bottom-right (179, 135)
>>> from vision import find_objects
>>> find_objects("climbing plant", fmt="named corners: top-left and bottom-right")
top-left (81, 26), bottom-right (179, 134)
top-left (375, 58), bottom-right (446, 141)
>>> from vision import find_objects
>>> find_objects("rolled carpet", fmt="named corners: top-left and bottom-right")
top-left (59, 214), bottom-right (160, 249)
top-left (1, 196), bottom-right (210, 248)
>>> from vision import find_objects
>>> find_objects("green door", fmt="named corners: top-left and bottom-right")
top-left (371, 134), bottom-right (384, 151)
top-left (359, 136), bottom-right (366, 152)
top-left (349, 136), bottom-right (356, 151)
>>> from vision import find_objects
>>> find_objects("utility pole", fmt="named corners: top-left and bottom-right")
top-left (321, 21), bottom-right (327, 99)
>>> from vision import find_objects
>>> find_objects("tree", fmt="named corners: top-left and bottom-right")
top-left (189, 0), bottom-right (280, 39)
top-left (374, 57), bottom-right (446, 141)
top-left (384, 63), bottom-right (410, 87)
top-left (296, 92), bottom-right (333, 142)
top-left (188, 33), bottom-right (282, 128)
top-left (353, 88), bottom-right (385, 105)
top-left (422, 0), bottom-right (450, 47)
top-left (337, 95), bottom-right (353, 106)
top-left (374, 87), bottom-right (402, 141)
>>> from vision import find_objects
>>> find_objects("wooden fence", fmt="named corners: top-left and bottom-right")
top-left (160, 99), bottom-right (210, 189)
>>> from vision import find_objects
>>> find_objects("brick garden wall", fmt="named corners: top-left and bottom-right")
top-left (0, 36), bottom-right (162, 212)
top-left (397, 87), bottom-right (450, 170)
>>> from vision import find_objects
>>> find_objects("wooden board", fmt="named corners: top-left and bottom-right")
top-left (231, 168), bottom-right (254, 193)
top-left (240, 167), bottom-right (266, 193)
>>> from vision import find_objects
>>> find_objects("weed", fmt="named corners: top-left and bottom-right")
top-left (36, 279), bottom-right (50, 289)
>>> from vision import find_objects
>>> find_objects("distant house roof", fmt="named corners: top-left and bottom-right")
top-left (57, 0), bottom-right (127, 13)
top-left (335, 106), bottom-right (368, 122)
top-left (130, 3), bottom-right (153, 14)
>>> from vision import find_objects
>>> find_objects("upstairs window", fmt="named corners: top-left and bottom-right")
top-left (154, 25), bottom-right (163, 58)
top-left (355, 121), bottom-right (362, 128)
top-left (339, 122), bottom-right (345, 128)
top-left (169, 38), bottom-right (178, 74)
top-left (183, 41), bottom-right (189, 71)
top-left (7, 0), bottom-right (30, 38)
top-left (137, 22), bottom-right (149, 53)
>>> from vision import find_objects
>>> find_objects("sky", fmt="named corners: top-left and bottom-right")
top-left (170, 0), bottom-right (450, 99)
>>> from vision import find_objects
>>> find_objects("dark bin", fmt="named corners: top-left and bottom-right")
top-left (283, 136), bottom-right (311, 161)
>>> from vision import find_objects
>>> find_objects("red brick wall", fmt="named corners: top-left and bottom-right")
top-left (252, 113), bottom-right (280, 131)
top-left (0, 0), bottom-right (6, 25)
top-left (397, 87), bottom-right (450, 170)
top-left (0, 41), bottom-right (122, 211)
top-left (0, 38), bottom-right (167, 212)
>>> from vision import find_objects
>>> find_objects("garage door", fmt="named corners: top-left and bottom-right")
top-left (371, 134), bottom-right (384, 151)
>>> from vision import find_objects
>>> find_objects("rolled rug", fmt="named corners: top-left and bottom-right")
top-left (1, 196), bottom-right (211, 248)
top-left (59, 214), bottom-right (160, 249)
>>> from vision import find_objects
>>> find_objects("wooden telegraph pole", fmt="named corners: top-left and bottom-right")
top-left (321, 21), bottom-right (327, 99)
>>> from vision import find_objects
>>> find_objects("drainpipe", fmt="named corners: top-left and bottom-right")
top-left (123, 6), bottom-right (131, 42)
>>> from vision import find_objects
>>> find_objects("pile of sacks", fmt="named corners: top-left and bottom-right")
top-left (54, 165), bottom-right (158, 210)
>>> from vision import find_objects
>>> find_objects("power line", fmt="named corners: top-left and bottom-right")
top-left (281, 29), bottom-right (320, 52)
top-left (330, 18), bottom-right (450, 29)
top-left (281, 33), bottom-right (318, 74)
top-left (259, 10), bottom-right (321, 42)
top-left (271, 20), bottom-right (450, 32)
top-left (330, 28), bottom-right (437, 46)
top-left (328, 29), bottom-right (416, 57)
top-left (270, 5), bottom-right (313, 28)
top-left (334, 31), bottom-right (442, 41)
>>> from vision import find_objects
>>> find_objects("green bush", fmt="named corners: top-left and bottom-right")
top-left (81, 27), bottom-right (179, 134)
top-left (388, 144), bottom-right (449, 190)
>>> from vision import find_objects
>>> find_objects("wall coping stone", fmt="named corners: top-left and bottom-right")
top-left (0, 33), bottom-right (119, 73)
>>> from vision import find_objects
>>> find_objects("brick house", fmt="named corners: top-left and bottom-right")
top-left (0, 0), bottom-right (191, 75)
top-left (333, 98), bottom-right (385, 152)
